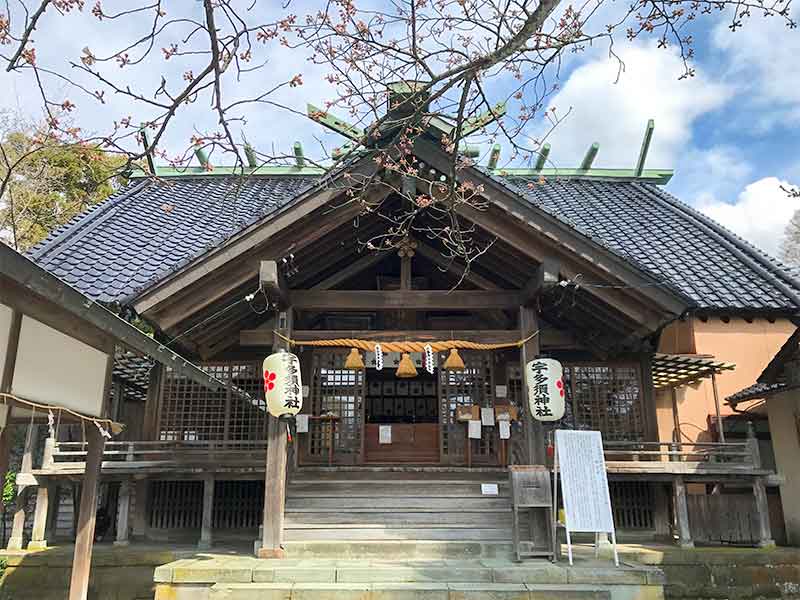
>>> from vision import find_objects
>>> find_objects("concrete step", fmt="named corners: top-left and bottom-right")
top-left (207, 582), bottom-right (620, 600)
top-left (285, 512), bottom-right (516, 528)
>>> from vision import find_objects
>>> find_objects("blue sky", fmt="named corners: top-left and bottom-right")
top-left (0, 1), bottom-right (797, 258)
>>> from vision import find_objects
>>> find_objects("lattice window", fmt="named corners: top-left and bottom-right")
top-left (149, 481), bottom-right (202, 529)
top-left (308, 350), bottom-right (364, 460)
top-left (565, 364), bottom-right (644, 441)
top-left (439, 351), bottom-right (495, 461)
top-left (159, 362), bottom-right (268, 442)
top-left (212, 481), bottom-right (264, 529)
top-left (611, 481), bottom-right (655, 530)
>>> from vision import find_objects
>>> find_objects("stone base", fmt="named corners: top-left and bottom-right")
top-left (256, 547), bottom-right (286, 559)
top-left (26, 540), bottom-right (48, 551)
top-left (113, 540), bottom-right (131, 548)
top-left (198, 540), bottom-right (213, 551)
top-left (6, 536), bottom-right (24, 551)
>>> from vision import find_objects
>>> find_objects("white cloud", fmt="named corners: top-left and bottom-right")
top-left (530, 42), bottom-right (732, 169)
top-left (711, 9), bottom-right (800, 129)
top-left (697, 177), bottom-right (800, 257)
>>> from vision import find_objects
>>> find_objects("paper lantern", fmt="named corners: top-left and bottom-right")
top-left (395, 353), bottom-right (418, 378)
top-left (443, 348), bottom-right (465, 370)
top-left (263, 351), bottom-right (303, 418)
top-left (525, 358), bottom-right (565, 422)
top-left (345, 348), bottom-right (365, 370)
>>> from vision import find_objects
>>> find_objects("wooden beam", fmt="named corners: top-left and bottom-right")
top-left (522, 259), bottom-right (561, 306)
top-left (534, 143), bottom-right (551, 171)
top-left (414, 243), bottom-right (501, 290)
top-left (260, 260), bottom-right (289, 307)
top-left (1, 308), bottom-right (21, 394)
top-left (635, 119), bottom-right (655, 177)
top-left (288, 290), bottom-right (521, 311)
top-left (580, 143), bottom-right (599, 171)
top-left (241, 328), bottom-right (578, 348)
top-left (311, 251), bottom-right (387, 290)
top-left (487, 144), bottom-right (501, 170)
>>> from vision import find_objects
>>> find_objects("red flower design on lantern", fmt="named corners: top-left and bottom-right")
top-left (556, 378), bottom-right (565, 397)
top-left (263, 370), bottom-right (276, 392)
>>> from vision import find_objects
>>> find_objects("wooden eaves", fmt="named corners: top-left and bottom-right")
top-left (0, 243), bottom-right (225, 391)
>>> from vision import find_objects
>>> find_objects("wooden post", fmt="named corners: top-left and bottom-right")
top-left (114, 481), bottom-right (132, 547)
top-left (519, 306), bottom-right (544, 464)
top-left (672, 477), bottom-right (694, 548)
top-left (131, 480), bottom-right (148, 540)
top-left (710, 373), bottom-right (725, 442)
top-left (68, 423), bottom-right (106, 600)
top-left (45, 484), bottom-right (61, 543)
top-left (67, 350), bottom-right (113, 600)
top-left (8, 419), bottom-right (37, 550)
top-left (746, 421), bottom-right (774, 547)
top-left (0, 309), bottom-right (21, 515)
top-left (257, 308), bottom-right (292, 558)
top-left (29, 484), bottom-right (51, 549)
top-left (30, 439), bottom-right (55, 549)
top-left (198, 475), bottom-right (214, 550)
top-left (670, 387), bottom-right (682, 448)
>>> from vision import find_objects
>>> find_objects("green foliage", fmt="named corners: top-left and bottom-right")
top-left (2, 471), bottom-right (15, 507)
top-left (0, 112), bottom-right (127, 251)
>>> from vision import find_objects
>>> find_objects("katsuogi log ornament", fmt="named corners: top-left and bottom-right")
top-left (263, 350), bottom-right (303, 417)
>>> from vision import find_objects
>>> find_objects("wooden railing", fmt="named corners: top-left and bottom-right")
top-left (42, 439), bottom-right (269, 473)
top-left (600, 440), bottom-right (764, 475)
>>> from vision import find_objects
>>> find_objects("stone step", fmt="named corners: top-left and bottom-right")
top-left (207, 583), bottom-right (631, 600)
top-left (288, 483), bottom-right (509, 497)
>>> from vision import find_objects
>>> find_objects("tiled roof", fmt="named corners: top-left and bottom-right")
top-left (491, 174), bottom-right (800, 311)
top-left (726, 381), bottom-right (796, 404)
top-left (29, 175), bottom-right (319, 303)
top-left (28, 171), bottom-right (800, 312)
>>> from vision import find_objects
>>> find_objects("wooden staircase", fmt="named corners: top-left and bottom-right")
top-left (284, 468), bottom-right (514, 545)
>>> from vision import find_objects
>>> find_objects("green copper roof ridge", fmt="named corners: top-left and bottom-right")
top-left (492, 167), bottom-right (673, 184)
top-left (129, 165), bottom-right (327, 177)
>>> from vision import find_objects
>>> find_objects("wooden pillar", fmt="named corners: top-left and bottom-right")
top-left (114, 481), bottom-right (132, 547)
top-left (257, 308), bottom-right (292, 558)
top-left (519, 306), bottom-right (544, 464)
top-left (28, 484), bottom-right (52, 550)
top-left (68, 423), bottom-right (106, 600)
top-left (670, 387), bottom-right (682, 446)
top-left (746, 421), bottom-right (774, 547)
top-left (131, 480), bottom-right (148, 540)
top-left (652, 483), bottom-right (672, 541)
top-left (0, 309), bottom-right (21, 514)
top-left (45, 484), bottom-right (61, 542)
top-left (8, 419), bottom-right (37, 550)
top-left (198, 475), bottom-right (214, 550)
top-left (68, 350), bottom-right (113, 600)
top-left (710, 373), bottom-right (725, 442)
top-left (672, 477), bottom-right (694, 548)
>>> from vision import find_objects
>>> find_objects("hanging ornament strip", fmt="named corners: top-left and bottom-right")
top-left (47, 409), bottom-right (55, 438)
top-left (95, 420), bottom-right (112, 440)
top-left (375, 344), bottom-right (384, 370)
top-left (424, 344), bottom-right (435, 374)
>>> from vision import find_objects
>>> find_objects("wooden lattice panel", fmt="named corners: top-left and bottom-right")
top-left (438, 351), bottom-right (496, 464)
top-left (307, 350), bottom-right (365, 463)
top-left (159, 362), bottom-right (267, 442)
top-left (610, 481), bottom-right (655, 530)
top-left (565, 364), bottom-right (645, 441)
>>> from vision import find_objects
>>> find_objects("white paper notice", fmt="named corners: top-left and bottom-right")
top-left (295, 414), bottom-right (309, 433)
top-left (555, 430), bottom-right (615, 533)
top-left (495, 385), bottom-right (508, 398)
top-left (481, 407), bottom-right (495, 427)
top-left (481, 483), bottom-right (499, 496)
top-left (379, 425), bottom-right (392, 444)
top-left (499, 421), bottom-right (511, 439)
top-left (468, 420), bottom-right (482, 439)
top-left (301, 385), bottom-right (310, 398)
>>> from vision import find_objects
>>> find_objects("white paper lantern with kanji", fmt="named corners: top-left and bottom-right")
top-left (263, 351), bottom-right (303, 418)
top-left (525, 358), bottom-right (565, 422)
